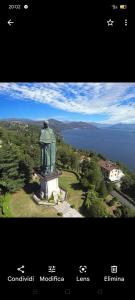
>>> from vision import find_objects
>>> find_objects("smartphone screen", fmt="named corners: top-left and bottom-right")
top-left (0, 0), bottom-right (134, 298)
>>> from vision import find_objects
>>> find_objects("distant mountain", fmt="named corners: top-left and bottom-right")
top-left (0, 118), bottom-right (98, 132)
top-left (48, 119), bottom-right (98, 131)
top-left (0, 118), bottom-right (36, 124)
top-left (108, 123), bottom-right (135, 131)
top-left (90, 122), bottom-right (110, 128)
top-left (90, 122), bottom-right (135, 130)
top-left (1, 119), bottom-right (135, 132)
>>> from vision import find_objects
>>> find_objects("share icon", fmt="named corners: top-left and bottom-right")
top-left (17, 265), bottom-right (25, 274)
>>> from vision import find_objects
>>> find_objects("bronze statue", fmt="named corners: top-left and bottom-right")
top-left (39, 121), bottom-right (56, 176)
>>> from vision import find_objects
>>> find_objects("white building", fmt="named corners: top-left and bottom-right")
top-left (99, 160), bottom-right (124, 182)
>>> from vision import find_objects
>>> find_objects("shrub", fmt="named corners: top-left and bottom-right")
top-left (2, 193), bottom-right (12, 217)
top-left (49, 194), bottom-right (54, 203)
top-left (57, 212), bottom-right (63, 217)
top-left (70, 204), bottom-right (75, 208)
top-left (114, 208), bottom-right (122, 217)
top-left (120, 206), bottom-right (129, 217)
top-left (108, 197), bottom-right (118, 206)
top-left (113, 197), bottom-right (118, 202)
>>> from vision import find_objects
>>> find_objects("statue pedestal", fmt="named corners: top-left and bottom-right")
top-left (40, 173), bottom-right (60, 201)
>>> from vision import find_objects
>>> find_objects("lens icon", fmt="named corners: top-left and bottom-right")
top-left (24, 5), bottom-right (29, 9)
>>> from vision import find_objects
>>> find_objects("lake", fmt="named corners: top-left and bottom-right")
top-left (62, 128), bottom-right (135, 172)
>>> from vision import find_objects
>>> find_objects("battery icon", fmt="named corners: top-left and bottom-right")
top-left (120, 5), bottom-right (127, 10)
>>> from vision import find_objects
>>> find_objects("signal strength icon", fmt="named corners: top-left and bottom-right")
top-left (112, 5), bottom-right (118, 10)
top-left (125, 19), bottom-right (128, 26)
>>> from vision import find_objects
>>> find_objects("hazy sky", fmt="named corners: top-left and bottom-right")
top-left (0, 82), bottom-right (135, 124)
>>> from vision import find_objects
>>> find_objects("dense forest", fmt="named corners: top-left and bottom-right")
top-left (0, 121), bottom-right (135, 218)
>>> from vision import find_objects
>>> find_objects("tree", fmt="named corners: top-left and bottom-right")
top-left (0, 144), bottom-right (25, 194)
top-left (87, 198), bottom-right (109, 217)
top-left (83, 185), bottom-right (110, 217)
top-left (56, 145), bottom-right (71, 167)
top-left (98, 180), bottom-right (107, 197)
top-left (121, 175), bottom-right (135, 199)
top-left (81, 177), bottom-right (90, 190)
top-left (120, 205), bottom-right (129, 217)
top-left (106, 182), bottom-right (114, 193)
top-left (70, 152), bottom-right (79, 171)
top-left (98, 153), bottom-right (106, 160)
top-left (0, 127), bottom-right (9, 142)
top-left (81, 159), bottom-right (91, 174)
top-left (116, 161), bottom-right (133, 176)
top-left (57, 143), bottom-right (80, 171)
top-left (89, 150), bottom-right (97, 158)
top-left (85, 188), bottom-right (97, 208)
top-left (18, 160), bottom-right (32, 184)
top-left (80, 159), bottom-right (104, 193)
top-left (33, 145), bottom-right (40, 168)
top-left (86, 160), bottom-right (103, 191)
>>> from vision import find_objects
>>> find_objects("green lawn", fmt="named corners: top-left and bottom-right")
top-left (9, 171), bottom-right (84, 217)
top-left (59, 171), bottom-right (84, 209)
top-left (9, 188), bottom-right (58, 218)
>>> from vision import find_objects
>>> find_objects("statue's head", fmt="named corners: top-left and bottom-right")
top-left (43, 120), bottom-right (49, 128)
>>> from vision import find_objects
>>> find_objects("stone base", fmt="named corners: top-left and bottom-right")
top-left (33, 187), bottom-right (66, 206)
top-left (33, 194), bottom-right (56, 206)
top-left (40, 176), bottom-right (60, 201)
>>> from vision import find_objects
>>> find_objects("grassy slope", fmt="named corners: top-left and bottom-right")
top-left (59, 171), bottom-right (83, 209)
top-left (9, 171), bottom-right (83, 217)
top-left (9, 189), bottom-right (58, 218)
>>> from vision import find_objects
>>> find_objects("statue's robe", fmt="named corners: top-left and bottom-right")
top-left (40, 128), bottom-right (56, 174)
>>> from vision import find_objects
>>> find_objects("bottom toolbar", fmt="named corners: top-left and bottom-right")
top-left (0, 263), bottom-right (133, 297)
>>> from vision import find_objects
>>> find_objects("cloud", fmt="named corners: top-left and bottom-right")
top-left (0, 82), bottom-right (135, 123)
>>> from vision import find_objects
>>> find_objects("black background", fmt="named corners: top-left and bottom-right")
top-left (0, 0), bottom-right (135, 298)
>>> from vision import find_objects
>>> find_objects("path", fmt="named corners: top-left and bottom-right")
top-left (54, 201), bottom-right (83, 218)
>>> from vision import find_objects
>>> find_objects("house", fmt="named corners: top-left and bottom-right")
top-left (98, 159), bottom-right (124, 182)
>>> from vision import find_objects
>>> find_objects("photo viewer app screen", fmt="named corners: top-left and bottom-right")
top-left (0, 1), bottom-right (134, 298)
top-left (0, 83), bottom-right (134, 298)
top-left (0, 82), bottom-right (135, 220)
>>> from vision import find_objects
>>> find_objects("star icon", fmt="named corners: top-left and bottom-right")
top-left (107, 19), bottom-right (114, 26)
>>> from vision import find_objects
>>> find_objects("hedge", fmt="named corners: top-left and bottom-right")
top-left (61, 168), bottom-right (81, 180)
top-left (1, 193), bottom-right (12, 217)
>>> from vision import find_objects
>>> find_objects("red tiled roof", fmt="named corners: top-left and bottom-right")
top-left (98, 160), bottom-right (118, 171)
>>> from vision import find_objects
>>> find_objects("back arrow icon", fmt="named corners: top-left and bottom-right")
top-left (8, 19), bottom-right (14, 26)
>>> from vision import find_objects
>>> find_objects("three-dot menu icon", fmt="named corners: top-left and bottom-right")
top-left (125, 19), bottom-right (128, 26)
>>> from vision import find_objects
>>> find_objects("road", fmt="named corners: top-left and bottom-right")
top-left (111, 190), bottom-right (135, 210)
